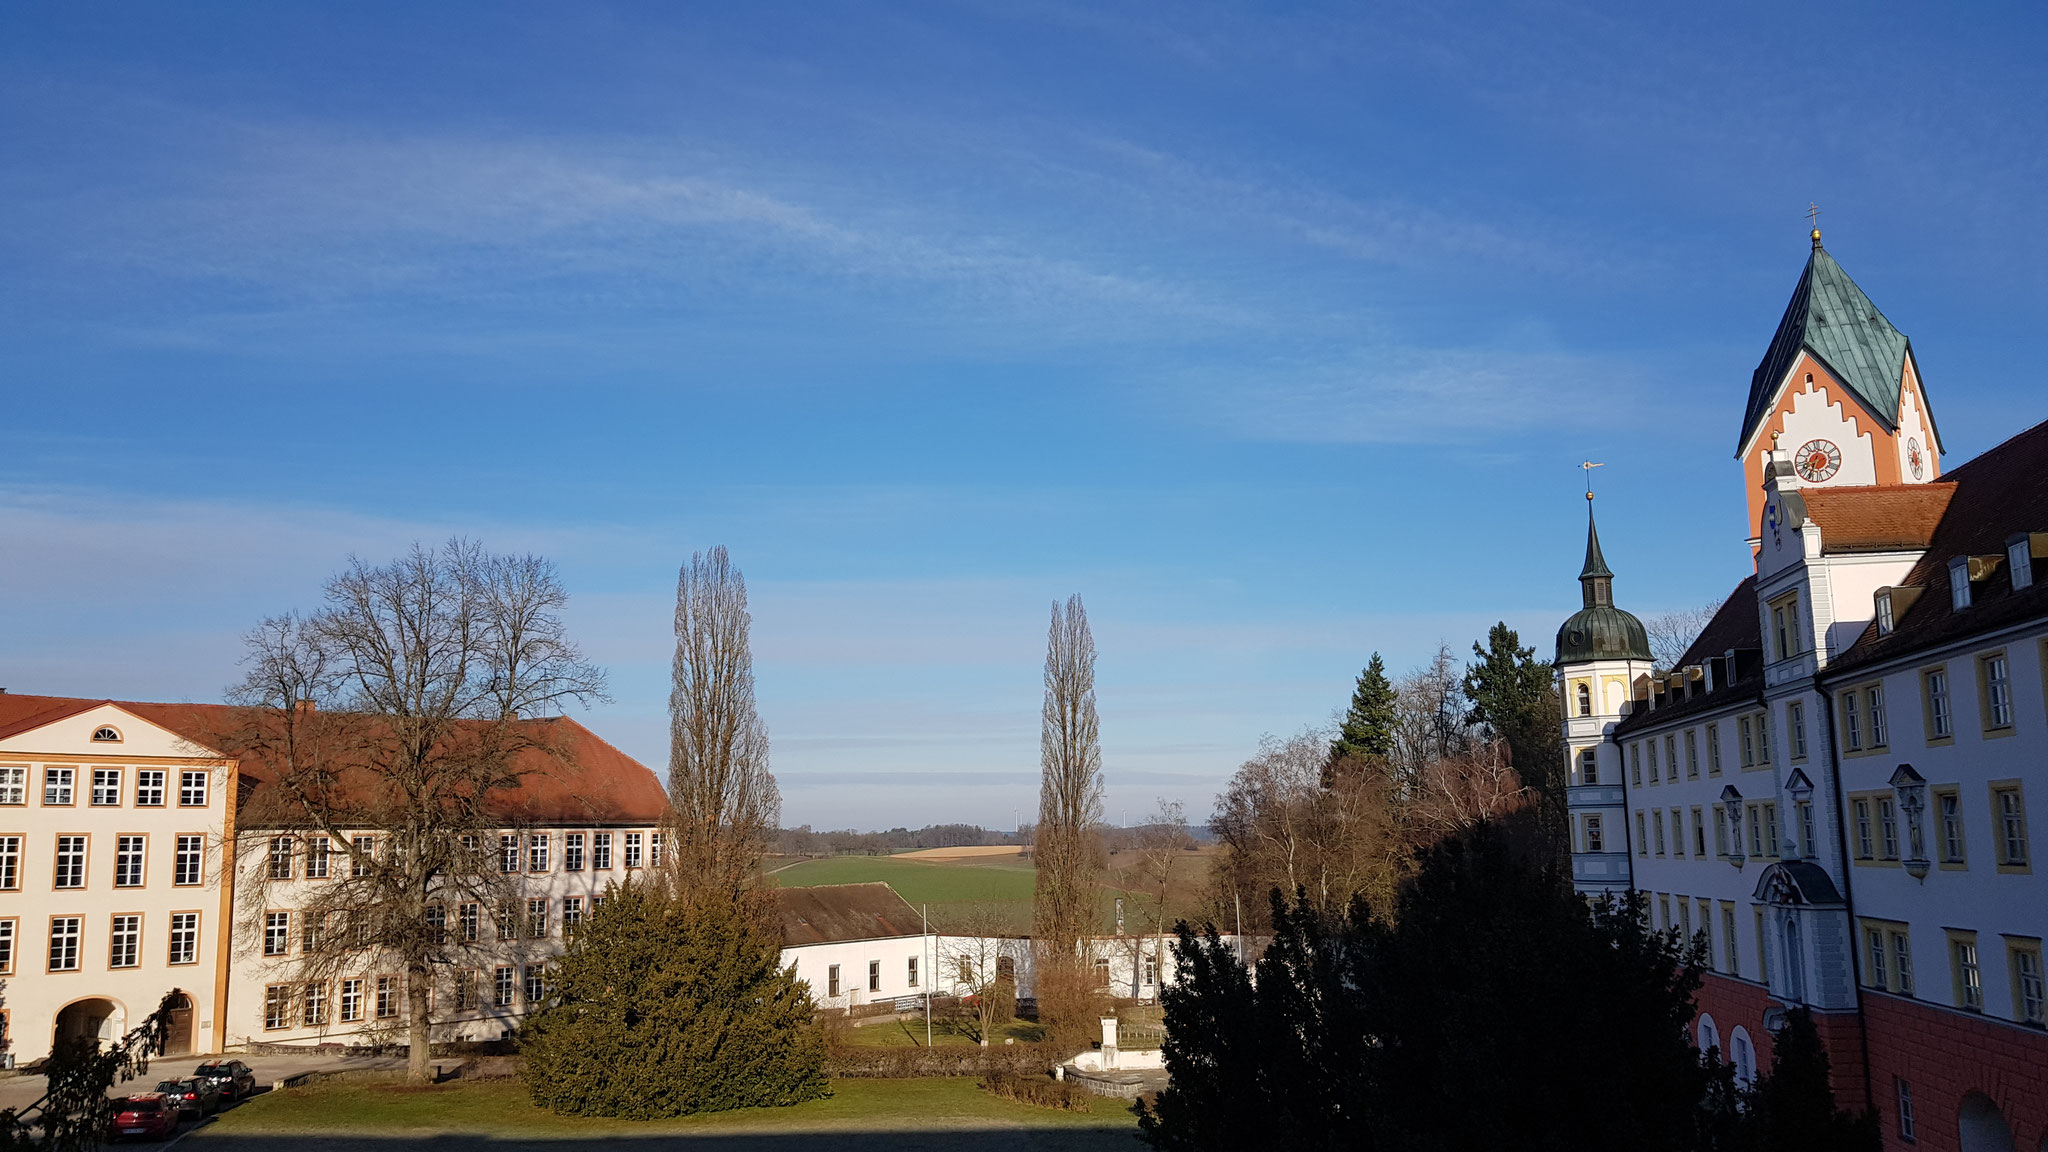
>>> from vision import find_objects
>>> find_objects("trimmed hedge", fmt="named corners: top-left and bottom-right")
top-left (825, 1043), bottom-right (1054, 1079)
top-left (980, 1069), bottom-right (1095, 1112)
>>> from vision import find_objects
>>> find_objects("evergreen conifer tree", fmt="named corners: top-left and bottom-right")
top-left (1732, 1009), bottom-right (1879, 1152)
top-left (1331, 653), bottom-right (1399, 764)
top-left (521, 884), bottom-right (827, 1118)
top-left (1462, 623), bottom-right (1567, 855)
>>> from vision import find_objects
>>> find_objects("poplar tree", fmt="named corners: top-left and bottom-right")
top-left (1032, 594), bottom-right (1104, 1043)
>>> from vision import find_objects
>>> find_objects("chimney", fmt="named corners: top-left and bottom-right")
top-left (295, 699), bottom-right (316, 716)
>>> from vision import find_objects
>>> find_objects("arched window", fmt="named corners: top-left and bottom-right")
top-left (1696, 1014), bottom-right (1720, 1057)
top-left (1782, 915), bottom-right (1805, 1003)
top-left (91, 726), bottom-right (122, 743)
top-left (1575, 682), bottom-right (1592, 717)
top-left (1957, 1092), bottom-right (2015, 1152)
top-left (1729, 1027), bottom-right (1756, 1089)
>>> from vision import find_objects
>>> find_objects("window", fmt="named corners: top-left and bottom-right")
top-left (496, 901), bottom-right (517, 942)
top-left (592, 832), bottom-right (612, 870)
top-left (1797, 801), bottom-right (1815, 858)
top-left (2009, 536), bottom-right (2035, 590)
top-left (1896, 1077), bottom-right (1916, 1143)
top-left (1843, 692), bottom-right (1862, 751)
top-left (168, 912), bottom-right (198, 965)
top-left (1764, 803), bottom-right (1780, 857)
top-left (353, 836), bottom-right (375, 878)
top-left (1982, 654), bottom-right (2013, 729)
top-left (1748, 805), bottom-right (1765, 857)
top-left (1630, 744), bottom-right (1642, 785)
top-left (869, 959), bottom-right (882, 993)
top-left (43, 767), bottom-right (74, 806)
top-left (1950, 557), bottom-right (1972, 610)
top-left (0, 836), bottom-right (20, 891)
top-left (1714, 809), bottom-right (1730, 857)
top-left (1739, 717), bottom-right (1755, 767)
top-left (135, 770), bottom-right (165, 807)
top-left (265, 985), bottom-right (291, 1030)
top-left (426, 905), bottom-right (447, 946)
top-left (1665, 736), bottom-right (1678, 783)
top-left (268, 836), bottom-right (294, 880)
top-left (1647, 739), bottom-right (1659, 783)
top-left (1757, 712), bottom-right (1771, 764)
top-left (1692, 808), bottom-right (1707, 857)
top-left (1576, 682), bottom-right (1591, 716)
top-left (1879, 798), bottom-right (1900, 860)
top-left (1787, 703), bottom-right (1806, 759)
top-left (1867, 686), bottom-right (1888, 747)
top-left (264, 911), bottom-right (290, 956)
top-left (2011, 941), bottom-right (2045, 1025)
top-left (1584, 815), bottom-right (1603, 853)
top-left (378, 975), bottom-right (400, 1018)
top-left (1636, 812), bottom-right (1648, 856)
top-left (564, 833), bottom-right (585, 872)
top-left (1937, 792), bottom-right (1966, 865)
top-left (49, 917), bottom-right (81, 972)
top-left (1707, 725), bottom-right (1722, 774)
top-left (1925, 669), bottom-right (1952, 739)
top-left (1677, 896), bottom-right (1692, 937)
top-left (1894, 933), bottom-right (1914, 996)
top-left (303, 981), bottom-right (329, 1027)
top-left (1862, 922), bottom-right (1912, 994)
top-left (0, 919), bottom-right (14, 974)
top-left (459, 902), bottom-right (479, 943)
top-left (1723, 904), bottom-right (1740, 976)
top-left (179, 771), bottom-right (208, 807)
top-left (1950, 934), bottom-right (1982, 1011)
top-left (115, 834), bottom-right (145, 887)
top-left (1772, 600), bottom-right (1791, 659)
top-left (527, 897), bottom-right (549, 939)
top-left (109, 914), bottom-right (141, 968)
top-left (341, 979), bottom-right (364, 1023)
top-left (563, 897), bottom-right (583, 938)
top-left (1144, 955), bottom-right (1158, 987)
top-left (1994, 784), bottom-right (2030, 869)
top-left (300, 912), bottom-right (326, 954)
top-left (908, 957), bottom-right (919, 988)
top-left (1686, 730), bottom-right (1700, 777)
top-left (54, 835), bottom-right (87, 888)
top-left (1854, 799), bottom-right (1875, 859)
top-left (175, 835), bottom-right (204, 885)
top-left (91, 768), bottom-right (122, 806)
top-left (91, 725), bottom-right (121, 743)
top-left (1876, 590), bottom-right (1895, 635)
top-left (494, 966), bottom-right (515, 1008)
top-left (1653, 810), bottom-right (1666, 855)
top-left (650, 832), bottom-right (663, 867)
top-left (499, 835), bottom-right (520, 874)
top-left (1657, 894), bottom-right (1671, 929)
top-left (625, 832), bottom-right (644, 868)
top-left (453, 970), bottom-right (476, 1012)
top-left (306, 837), bottom-right (330, 880)
top-left (1577, 748), bottom-right (1598, 785)
top-left (828, 964), bottom-right (841, 997)
top-left (528, 834), bottom-right (550, 873)
top-left (0, 766), bottom-right (22, 805)
top-left (1670, 810), bottom-right (1685, 858)
top-left (524, 965), bottom-right (545, 1004)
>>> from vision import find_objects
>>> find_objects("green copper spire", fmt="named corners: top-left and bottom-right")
top-left (1580, 498), bottom-right (1613, 608)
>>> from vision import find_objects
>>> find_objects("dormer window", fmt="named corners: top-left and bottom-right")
top-left (2010, 535), bottom-right (2035, 592)
top-left (91, 726), bottom-right (122, 743)
top-left (1875, 590), bottom-right (1895, 635)
top-left (1949, 557), bottom-right (1972, 611)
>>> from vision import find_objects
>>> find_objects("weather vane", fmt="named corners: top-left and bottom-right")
top-left (1581, 460), bottom-right (1604, 501)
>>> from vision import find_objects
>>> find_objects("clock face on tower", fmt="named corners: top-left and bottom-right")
top-left (1794, 439), bottom-right (1842, 483)
top-left (1908, 437), bottom-right (1925, 480)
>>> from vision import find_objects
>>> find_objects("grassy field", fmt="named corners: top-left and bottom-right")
top-left (188, 1076), bottom-right (1139, 1151)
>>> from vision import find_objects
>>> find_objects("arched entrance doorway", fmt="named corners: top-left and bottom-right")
top-left (52, 998), bottom-right (125, 1049)
top-left (1958, 1093), bottom-right (2014, 1152)
top-left (163, 994), bottom-right (194, 1056)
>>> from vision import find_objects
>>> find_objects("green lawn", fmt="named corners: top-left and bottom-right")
top-left (189, 1077), bottom-right (1139, 1149)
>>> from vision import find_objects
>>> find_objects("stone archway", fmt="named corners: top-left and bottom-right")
top-left (1957, 1092), bottom-right (2014, 1152)
top-left (52, 997), bottom-right (125, 1049)
top-left (163, 994), bottom-right (194, 1056)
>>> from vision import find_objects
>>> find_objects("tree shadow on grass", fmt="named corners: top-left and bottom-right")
top-left (191, 1131), bottom-right (1140, 1151)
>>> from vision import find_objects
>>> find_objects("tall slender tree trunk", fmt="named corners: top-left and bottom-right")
top-left (407, 960), bottom-right (433, 1083)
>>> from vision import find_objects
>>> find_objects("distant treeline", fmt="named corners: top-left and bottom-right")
top-left (770, 821), bottom-right (1213, 857)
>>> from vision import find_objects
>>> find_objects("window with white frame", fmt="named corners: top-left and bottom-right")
top-left (306, 836), bottom-right (330, 880)
top-left (268, 836), bottom-right (294, 880)
top-left (1707, 725), bottom-right (1722, 774)
top-left (0, 919), bottom-right (15, 974)
top-left (91, 768), bottom-right (122, 806)
top-left (1982, 654), bottom-right (2013, 729)
top-left (1584, 814), bottom-right (1603, 853)
top-left (341, 978), bottom-right (365, 1022)
top-left (135, 769), bottom-right (165, 807)
top-left (1867, 686), bottom-right (1888, 747)
top-left (353, 836), bottom-right (375, 878)
top-left (115, 835), bottom-right (146, 887)
top-left (1926, 669), bottom-right (1951, 739)
top-left (49, 917), bottom-right (81, 972)
top-left (179, 771), bottom-right (208, 807)
top-left (303, 981), bottom-right (329, 1027)
top-left (1787, 703), bottom-right (1806, 759)
top-left (168, 912), bottom-right (198, 965)
top-left (109, 914), bottom-right (141, 968)
top-left (2011, 942), bottom-right (2045, 1025)
top-left (495, 966), bottom-right (515, 1007)
top-left (528, 834), bottom-right (550, 873)
top-left (175, 835), bottom-right (204, 885)
top-left (1843, 692), bottom-right (1862, 751)
top-left (1895, 1077), bottom-right (1916, 1143)
top-left (527, 897), bottom-right (548, 938)
top-left (499, 835), bottom-right (519, 874)
top-left (0, 835), bottom-right (21, 890)
top-left (0, 766), bottom-right (24, 806)
top-left (264, 911), bottom-right (291, 956)
top-left (44, 767), bottom-right (74, 806)
top-left (1686, 730), bottom-right (1700, 777)
top-left (650, 832), bottom-right (663, 867)
top-left (264, 986), bottom-right (291, 1030)
top-left (1950, 557), bottom-right (1972, 610)
top-left (908, 956), bottom-right (919, 988)
top-left (459, 902), bottom-right (479, 942)
top-left (1878, 798), bottom-right (1900, 860)
top-left (524, 964), bottom-right (545, 1004)
top-left (592, 831), bottom-right (612, 869)
top-left (563, 897), bottom-right (583, 938)
top-left (1994, 785), bottom-right (2029, 866)
top-left (624, 832), bottom-right (643, 868)
top-left (2009, 536), bottom-right (2035, 590)
top-left (564, 832), bottom-right (585, 871)
top-left (379, 975), bottom-right (400, 1018)
top-left (1577, 748), bottom-right (1597, 785)
top-left (54, 835), bottom-right (86, 888)
top-left (1951, 935), bottom-right (1981, 1011)
top-left (1876, 590), bottom-right (1895, 635)
top-left (497, 901), bottom-right (517, 942)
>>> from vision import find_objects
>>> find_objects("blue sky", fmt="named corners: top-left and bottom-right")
top-left (4, 2), bottom-right (2045, 830)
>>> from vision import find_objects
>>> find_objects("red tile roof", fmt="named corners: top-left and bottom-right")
top-left (1800, 482), bottom-right (1956, 553)
top-left (0, 693), bottom-right (666, 827)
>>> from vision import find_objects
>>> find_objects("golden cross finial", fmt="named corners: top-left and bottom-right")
top-left (1808, 202), bottom-right (1822, 247)
top-left (1581, 460), bottom-right (1604, 500)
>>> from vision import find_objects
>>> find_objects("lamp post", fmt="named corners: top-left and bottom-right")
top-left (1721, 785), bottom-right (1746, 868)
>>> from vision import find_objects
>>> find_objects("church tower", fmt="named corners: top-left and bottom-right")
top-left (1556, 495), bottom-right (1653, 898)
top-left (1735, 228), bottom-right (1944, 541)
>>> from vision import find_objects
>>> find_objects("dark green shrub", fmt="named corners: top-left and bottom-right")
top-left (520, 884), bottom-right (827, 1117)
top-left (981, 1069), bottom-right (1094, 1112)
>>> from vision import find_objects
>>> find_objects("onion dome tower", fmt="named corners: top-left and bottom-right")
top-left (1557, 493), bottom-right (1652, 897)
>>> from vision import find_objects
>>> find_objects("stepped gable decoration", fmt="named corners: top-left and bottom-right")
top-left (0, 692), bottom-right (665, 826)
top-left (1738, 231), bottom-right (1922, 454)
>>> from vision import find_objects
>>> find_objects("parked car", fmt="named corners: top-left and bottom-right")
top-left (154, 1077), bottom-right (222, 1118)
top-left (192, 1059), bottom-right (257, 1101)
top-left (105, 1094), bottom-right (180, 1141)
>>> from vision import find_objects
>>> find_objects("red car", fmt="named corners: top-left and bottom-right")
top-left (105, 1094), bottom-right (180, 1141)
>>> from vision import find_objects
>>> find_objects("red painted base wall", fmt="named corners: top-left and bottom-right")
top-left (1862, 991), bottom-right (2048, 1152)
top-left (1690, 973), bottom-right (1870, 1109)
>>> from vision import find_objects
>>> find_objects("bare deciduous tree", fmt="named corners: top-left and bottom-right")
top-left (1210, 730), bottom-right (1403, 929)
top-left (939, 904), bottom-right (1028, 1047)
top-left (1410, 739), bottom-right (1533, 838)
top-left (224, 541), bottom-right (607, 1083)
top-left (1645, 600), bottom-right (1724, 672)
top-left (1032, 594), bottom-right (1104, 1042)
top-left (666, 546), bottom-right (781, 895)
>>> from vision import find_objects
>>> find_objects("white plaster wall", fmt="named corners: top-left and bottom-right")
top-left (1778, 377), bottom-right (1879, 489)
top-left (0, 705), bottom-right (233, 1062)
top-left (1892, 364), bottom-right (1938, 483)
top-left (785, 934), bottom-right (934, 1012)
